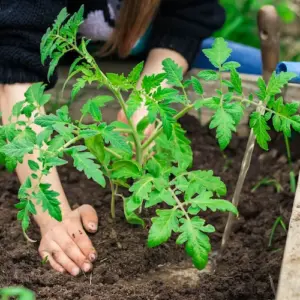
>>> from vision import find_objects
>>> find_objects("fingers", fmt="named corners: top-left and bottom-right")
top-left (39, 250), bottom-right (65, 274)
top-left (78, 204), bottom-right (98, 233)
top-left (69, 225), bottom-right (97, 262)
top-left (54, 229), bottom-right (92, 273)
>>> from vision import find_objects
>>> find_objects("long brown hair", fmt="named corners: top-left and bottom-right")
top-left (101, 0), bottom-right (161, 57)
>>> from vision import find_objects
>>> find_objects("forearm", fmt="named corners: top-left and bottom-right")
top-left (0, 83), bottom-right (71, 228)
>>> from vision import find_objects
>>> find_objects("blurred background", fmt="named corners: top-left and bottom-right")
top-left (216, 0), bottom-right (300, 61)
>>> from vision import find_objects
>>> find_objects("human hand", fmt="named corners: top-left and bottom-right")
top-left (38, 204), bottom-right (98, 276)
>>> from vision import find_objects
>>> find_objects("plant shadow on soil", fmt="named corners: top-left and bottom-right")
top-left (0, 115), bottom-right (297, 300)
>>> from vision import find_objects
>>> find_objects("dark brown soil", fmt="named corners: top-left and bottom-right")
top-left (0, 115), bottom-right (297, 300)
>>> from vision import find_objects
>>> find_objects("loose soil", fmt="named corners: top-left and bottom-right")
top-left (0, 115), bottom-right (297, 300)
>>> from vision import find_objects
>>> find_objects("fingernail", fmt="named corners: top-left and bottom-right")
top-left (72, 267), bottom-right (80, 276)
top-left (88, 222), bottom-right (97, 231)
top-left (89, 253), bottom-right (97, 262)
top-left (82, 262), bottom-right (92, 273)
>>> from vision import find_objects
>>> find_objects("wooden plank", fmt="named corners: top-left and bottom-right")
top-left (276, 174), bottom-right (300, 300)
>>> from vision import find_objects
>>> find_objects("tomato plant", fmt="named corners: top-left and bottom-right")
top-left (1, 7), bottom-right (300, 270)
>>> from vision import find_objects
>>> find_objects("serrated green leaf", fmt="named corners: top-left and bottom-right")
top-left (187, 170), bottom-right (227, 198)
top-left (152, 87), bottom-right (179, 102)
top-left (18, 176), bottom-right (32, 199)
top-left (176, 217), bottom-right (211, 269)
top-left (36, 128), bottom-right (53, 147)
top-left (45, 157), bottom-right (68, 167)
top-left (188, 190), bottom-right (238, 214)
top-left (202, 38), bottom-right (231, 68)
top-left (85, 134), bottom-right (106, 164)
top-left (210, 107), bottom-right (236, 150)
top-left (35, 114), bottom-right (60, 127)
top-left (79, 129), bottom-right (99, 139)
top-left (191, 76), bottom-right (203, 95)
top-left (25, 83), bottom-right (51, 107)
top-left (48, 135), bottom-right (65, 152)
top-left (71, 78), bottom-right (86, 100)
top-left (52, 123), bottom-right (74, 141)
top-left (129, 175), bottom-right (153, 201)
top-left (28, 160), bottom-right (39, 171)
top-left (142, 73), bottom-right (166, 93)
top-left (128, 61), bottom-right (144, 84)
top-left (102, 125), bottom-right (131, 154)
top-left (257, 77), bottom-right (267, 100)
top-left (34, 183), bottom-right (62, 221)
top-left (12, 101), bottom-right (26, 117)
top-left (197, 70), bottom-right (219, 81)
top-left (162, 58), bottom-right (183, 87)
top-left (5, 156), bottom-right (17, 172)
top-left (124, 199), bottom-right (145, 227)
top-left (107, 73), bottom-right (133, 90)
top-left (222, 61), bottom-right (241, 71)
top-left (111, 160), bottom-right (141, 179)
top-left (250, 111), bottom-right (271, 150)
top-left (148, 209), bottom-right (184, 247)
top-left (126, 91), bottom-right (143, 118)
top-left (145, 189), bottom-right (176, 208)
top-left (71, 150), bottom-right (106, 187)
top-left (0, 139), bottom-right (34, 158)
top-left (81, 95), bottom-right (113, 116)
top-left (230, 68), bottom-right (242, 94)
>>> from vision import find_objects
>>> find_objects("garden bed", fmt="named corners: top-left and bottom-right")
top-left (0, 114), bottom-right (296, 300)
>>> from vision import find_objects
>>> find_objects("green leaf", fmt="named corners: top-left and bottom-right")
top-left (159, 103), bottom-right (176, 139)
top-left (48, 52), bottom-right (64, 81)
top-left (148, 209), bottom-right (184, 247)
top-left (188, 190), bottom-right (238, 215)
top-left (145, 189), bottom-right (176, 208)
top-left (45, 157), bottom-right (68, 167)
top-left (153, 87), bottom-right (179, 102)
top-left (266, 72), bottom-right (296, 97)
top-left (142, 73), bottom-right (166, 93)
top-left (209, 107), bottom-right (236, 150)
top-left (28, 160), bottom-right (39, 171)
top-left (85, 134), bottom-right (106, 164)
top-left (18, 176), bottom-right (32, 199)
top-left (81, 95), bottom-right (114, 116)
top-left (71, 78), bottom-right (86, 100)
top-left (34, 183), bottom-right (62, 221)
top-left (162, 58), bottom-right (183, 87)
top-left (230, 68), bottom-right (242, 94)
top-left (12, 101), bottom-right (26, 117)
top-left (222, 61), bottom-right (241, 71)
top-left (48, 135), bottom-right (65, 152)
top-left (250, 112), bottom-right (271, 150)
top-left (197, 70), bottom-right (219, 81)
top-left (52, 123), bottom-right (74, 141)
top-left (257, 77), bottom-right (267, 100)
top-left (124, 199), bottom-right (145, 227)
top-left (0, 139), bottom-right (34, 158)
top-left (176, 217), bottom-right (211, 269)
top-left (36, 128), bottom-right (53, 147)
top-left (5, 156), bottom-right (17, 172)
top-left (125, 195), bottom-right (143, 213)
top-left (128, 61), bottom-right (144, 84)
top-left (35, 114), bottom-right (60, 127)
top-left (16, 199), bottom-right (36, 232)
top-left (202, 38), bottom-right (232, 68)
top-left (102, 125), bottom-right (131, 154)
top-left (24, 83), bottom-right (51, 106)
top-left (129, 175), bottom-right (153, 201)
top-left (79, 129), bottom-right (99, 139)
top-left (146, 158), bottom-right (161, 178)
top-left (191, 76), bottom-right (203, 95)
top-left (187, 170), bottom-right (227, 197)
top-left (106, 73), bottom-right (133, 90)
top-left (71, 150), bottom-right (106, 187)
top-left (111, 160), bottom-right (141, 179)
top-left (126, 91), bottom-right (143, 118)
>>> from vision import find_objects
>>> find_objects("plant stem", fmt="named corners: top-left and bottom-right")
top-left (284, 134), bottom-right (296, 193)
top-left (109, 180), bottom-right (116, 219)
top-left (112, 89), bottom-right (143, 164)
top-left (169, 188), bottom-right (190, 220)
top-left (142, 104), bottom-right (194, 150)
top-left (104, 146), bottom-right (122, 159)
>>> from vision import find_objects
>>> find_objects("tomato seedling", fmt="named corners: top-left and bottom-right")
top-left (1, 7), bottom-right (300, 270)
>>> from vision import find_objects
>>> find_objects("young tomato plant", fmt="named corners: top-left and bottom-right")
top-left (1, 7), bottom-right (299, 270)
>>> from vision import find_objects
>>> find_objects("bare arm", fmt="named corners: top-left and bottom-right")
top-left (0, 83), bottom-right (98, 276)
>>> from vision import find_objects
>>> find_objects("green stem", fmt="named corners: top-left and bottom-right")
top-left (169, 188), bottom-right (190, 220)
top-left (142, 104), bottom-right (194, 150)
top-left (104, 146), bottom-right (122, 159)
top-left (110, 180), bottom-right (116, 219)
top-left (284, 134), bottom-right (296, 193)
top-left (113, 90), bottom-right (142, 164)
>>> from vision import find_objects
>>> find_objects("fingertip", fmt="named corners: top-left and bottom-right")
top-left (78, 205), bottom-right (98, 233)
